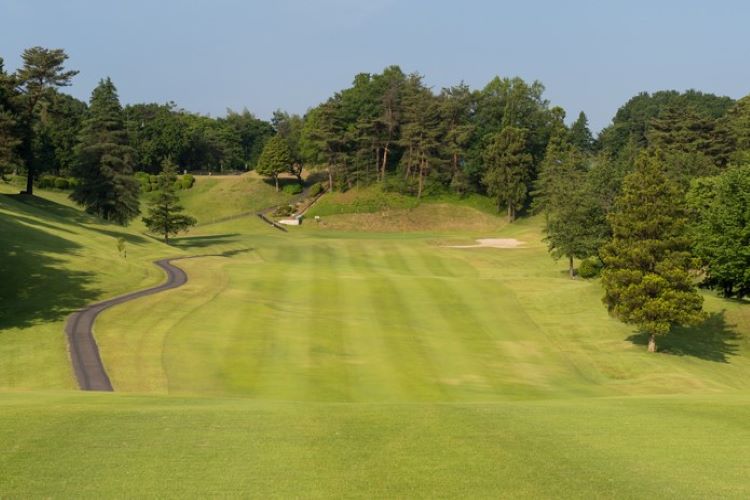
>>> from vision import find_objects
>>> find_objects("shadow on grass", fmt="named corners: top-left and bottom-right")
top-left (6, 193), bottom-right (150, 245)
top-left (90, 227), bottom-right (150, 244)
top-left (626, 312), bottom-right (740, 363)
top-left (0, 208), bottom-right (99, 330)
top-left (169, 233), bottom-right (241, 250)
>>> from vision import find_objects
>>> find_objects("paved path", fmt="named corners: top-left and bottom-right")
top-left (64, 258), bottom-right (188, 391)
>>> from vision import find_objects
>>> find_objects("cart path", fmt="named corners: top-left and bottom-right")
top-left (64, 258), bottom-right (189, 391)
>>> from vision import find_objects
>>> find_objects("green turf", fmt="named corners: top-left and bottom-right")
top-left (0, 184), bottom-right (174, 389)
top-left (1, 391), bottom-right (748, 498)
top-left (1, 179), bottom-right (749, 497)
top-left (178, 173), bottom-right (292, 225)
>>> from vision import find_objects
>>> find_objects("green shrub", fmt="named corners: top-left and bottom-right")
top-left (67, 177), bottom-right (79, 188)
top-left (181, 174), bottom-right (195, 189)
top-left (38, 175), bottom-right (56, 188)
top-left (149, 175), bottom-right (158, 184)
top-left (578, 257), bottom-right (603, 279)
top-left (282, 183), bottom-right (303, 195)
top-left (142, 183), bottom-right (152, 192)
top-left (53, 177), bottom-right (69, 189)
top-left (309, 182), bottom-right (324, 197)
top-left (273, 205), bottom-right (294, 217)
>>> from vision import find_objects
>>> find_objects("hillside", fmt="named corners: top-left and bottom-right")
top-left (0, 183), bottom-right (173, 389)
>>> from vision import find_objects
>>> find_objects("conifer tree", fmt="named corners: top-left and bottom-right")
top-left (71, 77), bottom-right (140, 224)
top-left (256, 134), bottom-right (292, 191)
top-left (142, 158), bottom-right (196, 244)
top-left (15, 47), bottom-right (78, 194)
top-left (482, 127), bottom-right (532, 221)
top-left (600, 150), bottom-right (704, 352)
top-left (535, 138), bottom-right (608, 277)
top-left (569, 111), bottom-right (594, 153)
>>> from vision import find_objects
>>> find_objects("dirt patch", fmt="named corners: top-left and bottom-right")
top-left (446, 238), bottom-right (524, 249)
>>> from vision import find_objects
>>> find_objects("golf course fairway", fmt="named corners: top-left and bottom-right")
top-left (1, 179), bottom-right (749, 497)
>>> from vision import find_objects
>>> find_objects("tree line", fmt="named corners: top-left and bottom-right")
top-left (0, 47), bottom-right (274, 192)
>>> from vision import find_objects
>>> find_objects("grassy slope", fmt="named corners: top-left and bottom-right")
top-left (178, 173), bottom-right (292, 225)
top-left (0, 184), bottom-right (174, 389)
top-left (2, 180), bottom-right (750, 497)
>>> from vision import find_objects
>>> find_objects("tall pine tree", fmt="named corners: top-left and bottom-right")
top-left (600, 150), bottom-right (704, 352)
top-left (71, 77), bottom-right (140, 224)
top-left (142, 158), bottom-right (196, 243)
top-left (535, 138), bottom-right (608, 277)
top-left (482, 127), bottom-right (532, 221)
top-left (15, 47), bottom-right (78, 194)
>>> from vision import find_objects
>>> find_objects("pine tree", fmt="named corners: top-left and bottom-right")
top-left (482, 127), bottom-right (533, 221)
top-left (568, 111), bottom-right (594, 153)
top-left (256, 134), bottom-right (292, 191)
top-left (15, 47), bottom-right (78, 194)
top-left (142, 158), bottom-right (196, 244)
top-left (600, 150), bottom-right (705, 352)
top-left (70, 77), bottom-right (140, 224)
top-left (535, 138), bottom-right (608, 277)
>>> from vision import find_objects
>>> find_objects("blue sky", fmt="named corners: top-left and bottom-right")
top-left (2, 0), bottom-right (748, 132)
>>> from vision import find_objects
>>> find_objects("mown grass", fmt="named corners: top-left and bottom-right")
top-left (95, 214), bottom-right (750, 400)
top-left (0, 391), bottom-right (749, 498)
top-left (0, 183), bottom-right (173, 389)
top-left (2, 177), bottom-right (750, 497)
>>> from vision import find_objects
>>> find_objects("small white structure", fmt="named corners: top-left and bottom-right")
top-left (278, 215), bottom-right (303, 226)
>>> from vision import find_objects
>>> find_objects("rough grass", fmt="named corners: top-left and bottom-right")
top-left (178, 173), bottom-right (293, 225)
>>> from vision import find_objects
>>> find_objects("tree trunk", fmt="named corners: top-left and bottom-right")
top-left (417, 158), bottom-right (425, 200)
top-left (507, 203), bottom-right (514, 222)
top-left (25, 168), bottom-right (34, 195)
top-left (327, 164), bottom-right (333, 191)
top-left (274, 174), bottom-right (279, 192)
top-left (647, 334), bottom-right (657, 353)
top-left (569, 255), bottom-right (575, 279)
top-left (381, 145), bottom-right (389, 182)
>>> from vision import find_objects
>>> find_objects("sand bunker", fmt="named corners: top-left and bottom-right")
top-left (446, 238), bottom-right (524, 249)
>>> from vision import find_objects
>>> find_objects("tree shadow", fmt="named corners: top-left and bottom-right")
top-left (626, 312), bottom-right (741, 363)
top-left (0, 212), bottom-right (99, 330)
top-left (89, 227), bottom-right (149, 244)
top-left (169, 233), bottom-right (241, 250)
top-left (7, 193), bottom-right (93, 224)
top-left (10, 213), bottom-right (78, 235)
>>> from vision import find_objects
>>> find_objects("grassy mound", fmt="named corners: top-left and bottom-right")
top-left (178, 173), bottom-right (293, 225)
top-left (306, 186), bottom-right (506, 233)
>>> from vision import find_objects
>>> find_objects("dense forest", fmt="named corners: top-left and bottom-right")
top-left (2, 46), bottom-right (750, 320)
